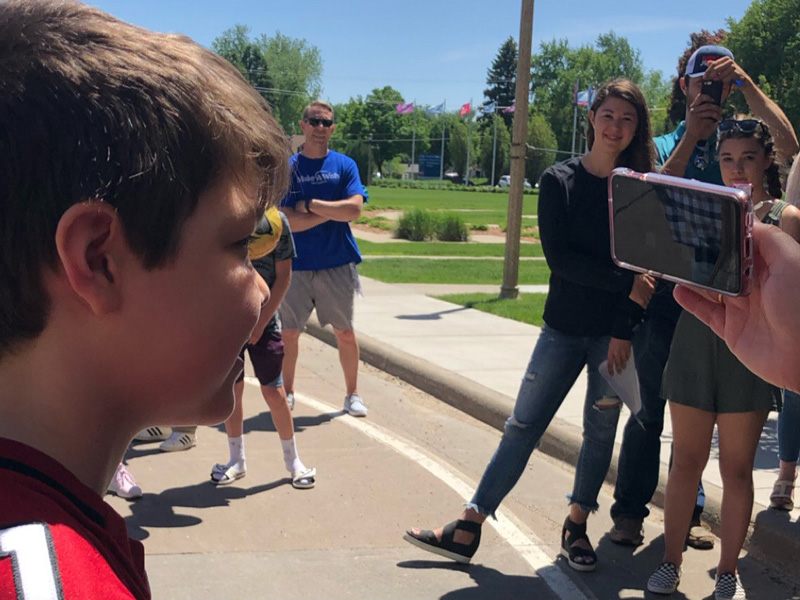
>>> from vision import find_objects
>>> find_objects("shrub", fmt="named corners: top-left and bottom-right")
top-left (436, 212), bottom-right (470, 242)
top-left (396, 208), bottom-right (437, 241)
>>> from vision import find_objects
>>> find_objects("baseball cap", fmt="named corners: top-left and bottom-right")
top-left (684, 45), bottom-right (734, 77)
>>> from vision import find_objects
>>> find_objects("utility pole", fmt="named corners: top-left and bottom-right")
top-left (500, 0), bottom-right (534, 299)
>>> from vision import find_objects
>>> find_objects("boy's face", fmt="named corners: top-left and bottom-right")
top-left (119, 175), bottom-right (266, 425)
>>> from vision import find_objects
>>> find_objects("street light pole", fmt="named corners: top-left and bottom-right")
top-left (500, 0), bottom-right (534, 299)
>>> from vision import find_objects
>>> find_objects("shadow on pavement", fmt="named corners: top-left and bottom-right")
top-left (396, 560), bottom-right (554, 600)
top-left (123, 478), bottom-right (288, 541)
top-left (209, 409), bottom-right (344, 435)
top-left (396, 306), bottom-right (471, 321)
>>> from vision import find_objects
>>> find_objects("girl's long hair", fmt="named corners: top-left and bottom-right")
top-left (586, 78), bottom-right (656, 173)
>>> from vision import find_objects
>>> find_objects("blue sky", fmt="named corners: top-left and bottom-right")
top-left (88, 0), bottom-right (752, 109)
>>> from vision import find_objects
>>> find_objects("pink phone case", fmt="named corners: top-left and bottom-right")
top-left (608, 168), bottom-right (754, 297)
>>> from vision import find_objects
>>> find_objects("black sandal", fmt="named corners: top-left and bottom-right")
top-left (560, 517), bottom-right (597, 572)
top-left (403, 519), bottom-right (482, 564)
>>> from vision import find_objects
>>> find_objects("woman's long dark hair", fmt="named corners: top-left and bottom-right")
top-left (717, 116), bottom-right (783, 199)
top-left (586, 78), bottom-right (655, 173)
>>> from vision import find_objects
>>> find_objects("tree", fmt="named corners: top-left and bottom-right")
top-left (726, 0), bottom-right (800, 136)
top-left (258, 32), bottom-right (323, 134)
top-left (448, 119), bottom-right (476, 178)
top-left (479, 116), bottom-right (511, 185)
top-left (212, 25), bottom-right (271, 89)
top-left (639, 70), bottom-right (672, 136)
top-left (484, 37), bottom-right (518, 128)
top-left (525, 112), bottom-right (557, 184)
top-left (530, 32), bottom-right (646, 153)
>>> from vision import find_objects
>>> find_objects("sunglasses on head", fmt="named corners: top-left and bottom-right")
top-left (718, 119), bottom-right (763, 134)
top-left (305, 117), bottom-right (334, 128)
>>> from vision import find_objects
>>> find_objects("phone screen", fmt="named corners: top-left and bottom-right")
top-left (611, 175), bottom-right (743, 293)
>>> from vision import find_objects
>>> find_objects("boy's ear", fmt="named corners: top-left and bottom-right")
top-left (54, 201), bottom-right (125, 314)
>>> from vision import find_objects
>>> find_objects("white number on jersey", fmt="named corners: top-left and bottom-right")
top-left (0, 523), bottom-right (63, 600)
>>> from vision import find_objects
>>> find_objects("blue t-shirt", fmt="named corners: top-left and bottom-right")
top-left (654, 121), bottom-right (722, 185)
top-left (280, 151), bottom-right (366, 271)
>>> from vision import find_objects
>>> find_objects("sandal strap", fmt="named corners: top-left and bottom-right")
top-left (562, 517), bottom-right (589, 546)
top-left (454, 519), bottom-right (483, 534)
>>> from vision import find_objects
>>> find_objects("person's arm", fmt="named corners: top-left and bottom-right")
top-left (779, 204), bottom-right (800, 244)
top-left (538, 170), bottom-right (634, 293)
top-left (281, 207), bottom-right (329, 233)
top-left (306, 194), bottom-right (364, 222)
top-left (660, 94), bottom-right (722, 177)
top-left (249, 260), bottom-right (291, 345)
top-left (607, 274), bottom-right (654, 373)
top-left (674, 221), bottom-right (800, 393)
top-left (706, 58), bottom-right (799, 161)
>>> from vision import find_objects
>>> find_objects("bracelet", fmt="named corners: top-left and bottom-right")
top-left (304, 198), bottom-right (312, 214)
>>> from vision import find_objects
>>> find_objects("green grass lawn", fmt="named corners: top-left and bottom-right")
top-left (358, 258), bottom-right (550, 284)
top-left (366, 187), bottom-right (539, 215)
top-left (433, 292), bottom-right (547, 326)
top-left (357, 239), bottom-right (545, 257)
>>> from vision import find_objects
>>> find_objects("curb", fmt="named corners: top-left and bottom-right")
top-left (306, 320), bottom-right (797, 573)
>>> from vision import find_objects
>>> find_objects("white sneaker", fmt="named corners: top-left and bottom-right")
top-left (134, 426), bottom-right (170, 442)
top-left (287, 392), bottom-right (295, 411)
top-left (107, 464), bottom-right (142, 500)
top-left (159, 431), bottom-right (196, 452)
top-left (344, 394), bottom-right (367, 417)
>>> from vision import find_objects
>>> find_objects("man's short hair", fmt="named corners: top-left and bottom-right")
top-left (0, 0), bottom-right (290, 356)
top-left (303, 100), bottom-right (335, 121)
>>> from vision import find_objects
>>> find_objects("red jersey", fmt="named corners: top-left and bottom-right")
top-left (0, 438), bottom-right (150, 600)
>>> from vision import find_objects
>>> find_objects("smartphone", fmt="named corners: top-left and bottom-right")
top-left (701, 79), bottom-right (724, 106)
top-left (608, 168), bottom-right (754, 296)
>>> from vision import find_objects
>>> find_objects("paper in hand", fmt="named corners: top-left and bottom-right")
top-left (599, 354), bottom-right (644, 430)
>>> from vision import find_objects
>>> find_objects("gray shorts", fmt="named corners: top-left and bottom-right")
top-left (280, 263), bottom-right (359, 331)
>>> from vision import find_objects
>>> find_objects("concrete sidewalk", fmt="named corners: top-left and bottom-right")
top-left (307, 276), bottom-right (800, 572)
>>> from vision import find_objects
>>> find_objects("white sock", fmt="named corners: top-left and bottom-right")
top-left (281, 437), bottom-right (306, 474)
top-left (227, 436), bottom-right (245, 468)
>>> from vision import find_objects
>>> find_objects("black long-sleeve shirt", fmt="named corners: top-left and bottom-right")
top-left (539, 157), bottom-right (642, 340)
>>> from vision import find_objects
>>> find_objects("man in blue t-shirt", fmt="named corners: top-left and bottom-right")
top-left (610, 44), bottom-right (799, 550)
top-left (279, 100), bottom-right (369, 417)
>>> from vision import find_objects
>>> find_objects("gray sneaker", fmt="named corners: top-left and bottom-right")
top-left (287, 392), bottom-right (295, 411)
top-left (344, 394), bottom-right (367, 417)
top-left (609, 516), bottom-right (644, 546)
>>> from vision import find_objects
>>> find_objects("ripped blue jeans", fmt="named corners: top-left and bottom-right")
top-left (468, 324), bottom-right (621, 518)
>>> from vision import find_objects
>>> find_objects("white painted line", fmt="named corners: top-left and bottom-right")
top-left (275, 387), bottom-right (592, 600)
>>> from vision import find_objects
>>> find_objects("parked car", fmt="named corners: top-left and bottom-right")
top-left (497, 175), bottom-right (532, 189)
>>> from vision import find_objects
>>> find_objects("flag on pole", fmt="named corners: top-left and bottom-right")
top-left (576, 85), bottom-right (595, 107)
top-left (502, 103), bottom-right (515, 114)
top-left (426, 102), bottom-right (445, 115)
top-left (480, 101), bottom-right (497, 115)
top-left (396, 103), bottom-right (415, 114)
top-left (459, 102), bottom-right (471, 116)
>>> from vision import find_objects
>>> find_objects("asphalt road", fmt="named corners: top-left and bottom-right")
top-left (109, 335), bottom-right (798, 600)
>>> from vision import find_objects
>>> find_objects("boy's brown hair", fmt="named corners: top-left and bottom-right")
top-left (0, 0), bottom-right (290, 357)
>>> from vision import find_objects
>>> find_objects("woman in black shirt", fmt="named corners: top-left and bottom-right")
top-left (404, 79), bottom-right (655, 571)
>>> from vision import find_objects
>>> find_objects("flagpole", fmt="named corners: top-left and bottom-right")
top-left (465, 97), bottom-right (472, 186)
top-left (439, 99), bottom-right (446, 181)
top-left (491, 114), bottom-right (498, 186)
top-left (410, 98), bottom-right (417, 181)
top-left (570, 80), bottom-right (578, 157)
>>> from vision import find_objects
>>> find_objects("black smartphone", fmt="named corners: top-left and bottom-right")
top-left (609, 169), bottom-right (754, 296)
top-left (701, 79), bottom-right (724, 106)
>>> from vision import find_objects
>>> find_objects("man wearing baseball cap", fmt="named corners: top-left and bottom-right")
top-left (609, 41), bottom-right (798, 552)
